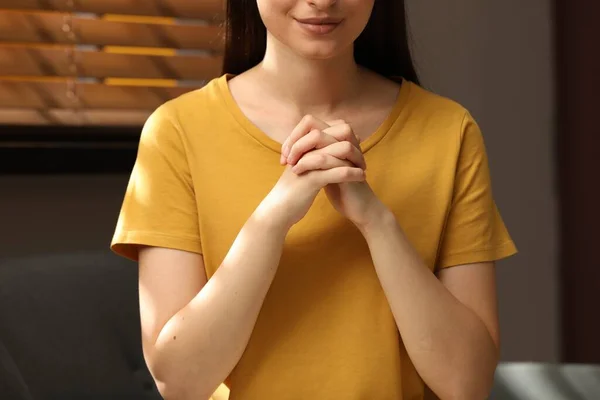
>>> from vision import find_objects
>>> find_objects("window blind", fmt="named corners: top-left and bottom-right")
top-left (0, 0), bottom-right (225, 126)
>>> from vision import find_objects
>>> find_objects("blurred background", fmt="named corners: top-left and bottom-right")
top-left (0, 0), bottom-right (598, 399)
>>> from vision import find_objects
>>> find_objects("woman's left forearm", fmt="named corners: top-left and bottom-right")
top-left (358, 204), bottom-right (499, 400)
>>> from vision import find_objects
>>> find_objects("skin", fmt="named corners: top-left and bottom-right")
top-left (138, 1), bottom-right (500, 399)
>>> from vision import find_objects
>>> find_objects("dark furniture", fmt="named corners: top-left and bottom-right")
top-left (0, 251), bottom-right (160, 400)
top-left (491, 363), bottom-right (600, 400)
top-left (2, 252), bottom-right (599, 399)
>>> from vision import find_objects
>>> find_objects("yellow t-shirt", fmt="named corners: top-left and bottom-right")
top-left (111, 74), bottom-right (517, 399)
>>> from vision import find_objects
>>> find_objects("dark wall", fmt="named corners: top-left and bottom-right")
top-left (409, 0), bottom-right (558, 361)
top-left (0, 176), bottom-right (128, 258)
top-left (556, 0), bottom-right (600, 363)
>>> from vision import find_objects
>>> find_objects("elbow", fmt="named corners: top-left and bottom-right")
top-left (434, 354), bottom-right (498, 400)
top-left (450, 338), bottom-right (499, 399)
top-left (430, 328), bottom-right (499, 400)
top-left (444, 385), bottom-right (494, 400)
top-left (145, 347), bottom-right (213, 400)
top-left (151, 375), bottom-right (185, 400)
top-left (154, 381), bottom-right (212, 400)
top-left (443, 365), bottom-right (497, 400)
top-left (153, 380), bottom-right (185, 400)
top-left (149, 367), bottom-right (213, 400)
top-left (144, 350), bottom-right (181, 399)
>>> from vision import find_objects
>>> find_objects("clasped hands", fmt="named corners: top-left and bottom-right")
top-left (276, 115), bottom-right (388, 231)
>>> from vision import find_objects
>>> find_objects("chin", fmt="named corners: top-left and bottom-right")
top-left (290, 41), bottom-right (349, 61)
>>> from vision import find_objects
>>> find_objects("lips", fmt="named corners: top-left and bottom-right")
top-left (295, 17), bottom-right (343, 25)
top-left (295, 17), bottom-right (343, 35)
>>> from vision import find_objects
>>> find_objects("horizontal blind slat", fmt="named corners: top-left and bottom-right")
top-left (0, 107), bottom-right (151, 126)
top-left (0, 12), bottom-right (224, 50)
top-left (0, 0), bottom-right (225, 20)
top-left (0, 81), bottom-right (200, 110)
top-left (0, 46), bottom-right (223, 80)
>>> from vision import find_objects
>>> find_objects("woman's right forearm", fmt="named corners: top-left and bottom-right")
top-left (150, 210), bottom-right (289, 399)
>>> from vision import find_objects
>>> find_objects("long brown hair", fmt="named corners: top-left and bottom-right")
top-left (222, 0), bottom-right (420, 84)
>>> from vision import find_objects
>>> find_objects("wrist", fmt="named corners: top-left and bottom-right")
top-left (356, 201), bottom-right (396, 237)
top-left (251, 201), bottom-right (292, 238)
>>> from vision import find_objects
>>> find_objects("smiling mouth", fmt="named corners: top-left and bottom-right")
top-left (296, 17), bottom-right (343, 24)
top-left (295, 18), bottom-right (343, 35)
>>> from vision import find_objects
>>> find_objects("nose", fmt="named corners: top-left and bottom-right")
top-left (308, 0), bottom-right (337, 9)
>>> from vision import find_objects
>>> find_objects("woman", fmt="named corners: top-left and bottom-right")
top-left (111, 0), bottom-right (517, 399)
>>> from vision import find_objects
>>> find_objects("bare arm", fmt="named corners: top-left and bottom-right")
top-left (359, 206), bottom-right (500, 400)
top-left (139, 211), bottom-right (287, 400)
top-left (138, 157), bottom-right (365, 399)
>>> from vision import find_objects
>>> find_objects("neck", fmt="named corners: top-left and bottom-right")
top-left (253, 33), bottom-right (363, 115)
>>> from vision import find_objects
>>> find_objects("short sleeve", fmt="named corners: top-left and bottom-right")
top-left (437, 112), bottom-right (517, 269)
top-left (111, 104), bottom-right (202, 261)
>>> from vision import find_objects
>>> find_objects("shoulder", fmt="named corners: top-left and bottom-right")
top-left (400, 82), bottom-right (484, 150)
top-left (405, 82), bottom-right (471, 125)
top-left (138, 76), bottom-right (226, 150)
top-left (151, 75), bottom-right (227, 130)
